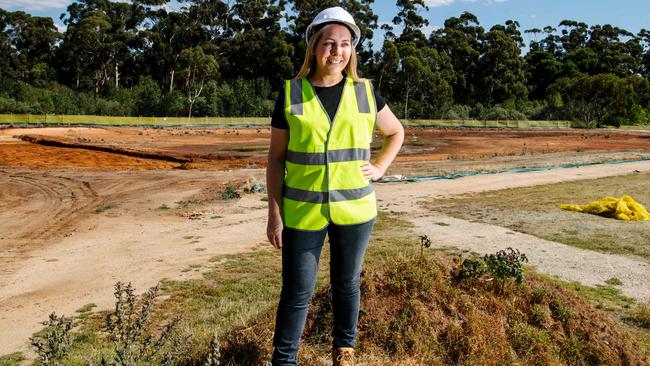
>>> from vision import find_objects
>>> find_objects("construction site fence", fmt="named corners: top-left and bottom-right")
top-left (0, 114), bottom-right (270, 126)
top-left (0, 114), bottom-right (572, 129)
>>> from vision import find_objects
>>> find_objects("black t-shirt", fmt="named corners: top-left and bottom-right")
top-left (271, 78), bottom-right (386, 129)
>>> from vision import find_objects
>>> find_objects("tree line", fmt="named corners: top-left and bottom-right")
top-left (1, 0), bottom-right (649, 126)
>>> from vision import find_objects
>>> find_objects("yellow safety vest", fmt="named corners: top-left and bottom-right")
top-left (282, 76), bottom-right (377, 231)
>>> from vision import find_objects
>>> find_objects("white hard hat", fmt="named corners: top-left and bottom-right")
top-left (305, 7), bottom-right (361, 47)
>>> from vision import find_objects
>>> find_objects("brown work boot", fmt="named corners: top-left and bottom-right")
top-left (332, 347), bottom-right (355, 366)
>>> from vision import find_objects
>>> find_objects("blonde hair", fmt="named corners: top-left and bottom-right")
top-left (296, 25), bottom-right (362, 82)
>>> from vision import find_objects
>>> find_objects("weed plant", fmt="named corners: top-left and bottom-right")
top-left (458, 247), bottom-right (528, 293)
top-left (221, 184), bottom-right (240, 200)
top-left (95, 204), bottom-right (116, 213)
top-left (418, 235), bottom-right (432, 260)
top-left (30, 312), bottom-right (73, 365)
top-left (99, 282), bottom-right (188, 365)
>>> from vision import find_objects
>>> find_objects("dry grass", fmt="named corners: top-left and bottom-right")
top-left (3, 212), bottom-right (648, 365)
top-left (216, 212), bottom-right (649, 365)
top-left (219, 248), bottom-right (648, 365)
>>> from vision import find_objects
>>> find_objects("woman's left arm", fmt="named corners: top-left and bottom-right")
top-left (361, 105), bottom-right (405, 181)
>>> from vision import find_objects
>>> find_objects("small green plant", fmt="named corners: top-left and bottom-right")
top-left (605, 277), bottom-right (623, 286)
top-left (0, 352), bottom-right (25, 364)
top-left (221, 184), bottom-right (241, 200)
top-left (484, 248), bottom-right (528, 285)
top-left (101, 282), bottom-right (186, 365)
top-left (157, 204), bottom-right (170, 211)
top-left (95, 204), bottom-right (116, 213)
top-left (459, 258), bottom-right (487, 280)
top-left (550, 296), bottom-right (572, 322)
top-left (175, 199), bottom-right (201, 207)
top-left (530, 304), bottom-right (551, 329)
top-left (531, 288), bottom-right (549, 303)
top-left (419, 235), bottom-right (432, 260)
top-left (457, 248), bottom-right (528, 291)
top-left (76, 303), bottom-right (97, 314)
top-left (30, 312), bottom-right (73, 365)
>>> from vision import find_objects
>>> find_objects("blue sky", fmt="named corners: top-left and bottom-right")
top-left (371, 0), bottom-right (650, 49)
top-left (1, 0), bottom-right (649, 49)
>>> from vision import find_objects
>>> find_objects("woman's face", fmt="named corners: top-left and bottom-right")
top-left (313, 24), bottom-right (352, 77)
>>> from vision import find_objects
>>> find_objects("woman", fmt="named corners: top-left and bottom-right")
top-left (266, 6), bottom-right (404, 366)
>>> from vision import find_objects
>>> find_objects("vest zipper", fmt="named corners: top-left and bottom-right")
top-left (307, 78), bottom-right (345, 223)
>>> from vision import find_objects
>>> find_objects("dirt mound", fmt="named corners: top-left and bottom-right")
top-left (17, 134), bottom-right (191, 163)
top-left (220, 253), bottom-right (648, 365)
top-left (3, 126), bottom-right (650, 172)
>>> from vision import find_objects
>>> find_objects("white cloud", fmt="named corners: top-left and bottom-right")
top-left (530, 14), bottom-right (537, 19)
top-left (422, 24), bottom-right (441, 35)
top-left (54, 22), bottom-right (67, 33)
top-left (151, 2), bottom-right (183, 13)
top-left (425, 0), bottom-right (455, 7)
top-left (0, 0), bottom-right (69, 11)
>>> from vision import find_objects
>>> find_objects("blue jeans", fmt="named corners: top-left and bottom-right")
top-left (271, 219), bottom-right (374, 366)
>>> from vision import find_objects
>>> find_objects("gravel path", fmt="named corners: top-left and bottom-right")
top-left (410, 214), bottom-right (650, 302)
top-left (375, 160), bottom-right (650, 303)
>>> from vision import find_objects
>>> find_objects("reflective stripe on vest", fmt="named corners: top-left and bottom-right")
top-left (282, 77), bottom-right (377, 231)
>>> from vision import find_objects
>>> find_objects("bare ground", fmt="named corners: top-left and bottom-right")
top-left (1, 161), bottom-right (648, 355)
top-left (2, 126), bottom-right (650, 356)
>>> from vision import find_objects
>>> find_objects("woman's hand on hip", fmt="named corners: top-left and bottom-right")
top-left (267, 214), bottom-right (284, 249)
top-left (361, 161), bottom-right (385, 181)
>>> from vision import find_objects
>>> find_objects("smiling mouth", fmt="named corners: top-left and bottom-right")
top-left (327, 59), bottom-right (343, 65)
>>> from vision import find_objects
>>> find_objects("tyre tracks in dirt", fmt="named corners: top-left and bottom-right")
top-left (0, 171), bottom-right (100, 241)
top-left (0, 168), bottom-right (268, 356)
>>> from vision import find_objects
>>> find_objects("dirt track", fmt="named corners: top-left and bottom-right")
top-left (1, 126), bottom-right (650, 356)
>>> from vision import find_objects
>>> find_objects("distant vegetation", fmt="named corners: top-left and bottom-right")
top-left (1, 0), bottom-right (649, 126)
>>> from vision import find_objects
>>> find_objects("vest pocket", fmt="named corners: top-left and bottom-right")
top-left (328, 161), bottom-right (368, 190)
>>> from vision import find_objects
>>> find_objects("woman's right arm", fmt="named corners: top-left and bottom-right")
top-left (266, 127), bottom-right (289, 249)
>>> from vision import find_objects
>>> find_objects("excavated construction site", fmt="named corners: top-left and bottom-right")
top-left (2, 125), bottom-right (650, 355)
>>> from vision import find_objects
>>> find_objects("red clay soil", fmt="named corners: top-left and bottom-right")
top-left (396, 128), bottom-right (650, 162)
top-left (1, 126), bottom-right (650, 170)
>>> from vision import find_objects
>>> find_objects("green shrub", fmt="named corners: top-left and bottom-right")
top-left (133, 76), bottom-right (162, 117)
top-left (485, 106), bottom-right (528, 121)
top-left (221, 184), bottom-right (241, 200)
top-left (484, 248), bottom-right (528, 284)
top-left (458, 248), bottom-right (528, 285)
top-left (458, 257), bottom-right (487, 280)
top-left (443, 104), bottom-right (471, 120)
